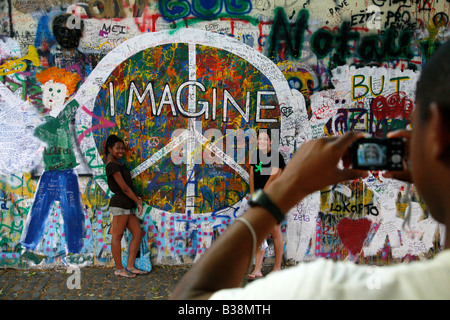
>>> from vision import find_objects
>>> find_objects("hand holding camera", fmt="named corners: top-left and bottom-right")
top-left (267, 130), bottom-right (413, 215)
top-left (347, 129), bottom-right (413, 182)
top-left (382, 130), bottom-right (414, 183)
top-left (266, 131), bottom-right (369, 214)
top-left (349, 137), bottom-right (405, 171)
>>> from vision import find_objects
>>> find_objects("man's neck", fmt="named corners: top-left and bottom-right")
top-left (445, 216), bottom-right (450, 250)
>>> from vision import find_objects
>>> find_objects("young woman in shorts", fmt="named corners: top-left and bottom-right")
top-left (105, 135), bottom-right (146, 278)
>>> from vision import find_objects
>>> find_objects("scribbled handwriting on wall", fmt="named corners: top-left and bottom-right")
top-left (268, 8), bottom-right (417, 66)
top-left (0, 0), bottom-right (447, 268)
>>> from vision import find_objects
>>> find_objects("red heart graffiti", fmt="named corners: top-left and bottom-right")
top-left (337, 217), bottom-right (372, 256)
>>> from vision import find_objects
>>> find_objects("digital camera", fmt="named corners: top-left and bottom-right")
top-left (349, 138), bottom-right (405, 171)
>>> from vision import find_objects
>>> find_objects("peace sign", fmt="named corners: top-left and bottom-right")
top-left (75, 29), bottom-right (303, 217)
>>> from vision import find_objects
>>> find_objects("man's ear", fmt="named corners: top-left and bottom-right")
top-left (428, 103), bottom-right (450, 166)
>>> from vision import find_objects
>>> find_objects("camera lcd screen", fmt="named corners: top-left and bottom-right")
top-left (356, 143), bottom-right (387, 167)
top-left (350, 138), bottom-right (405, 171)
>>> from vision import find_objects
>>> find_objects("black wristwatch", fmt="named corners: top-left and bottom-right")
top-left (248, 189), bottom-right (285, 224)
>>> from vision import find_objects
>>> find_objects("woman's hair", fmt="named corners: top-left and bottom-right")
top-left (257, 128), bottom-right (271, 141)
top-left (104, 134), bottom-right (125, 158)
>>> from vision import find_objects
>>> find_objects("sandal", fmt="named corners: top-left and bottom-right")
top-left (115, 269), bottom-right (136, 278)
top-left (127, 268), bottom-right (148, 275)
top-left (246, 273), bottom-right (263, 280)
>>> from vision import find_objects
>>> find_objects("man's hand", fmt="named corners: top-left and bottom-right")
top-left (266, 131), bottom-right (369, 213)
top-left (382, 130), bottom-right (414, 183)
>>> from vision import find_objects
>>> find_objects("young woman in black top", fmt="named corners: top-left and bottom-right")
top-left (105, 135), bottom-right (145, 278)
top-left (247, 130), bottom-right (286, 279)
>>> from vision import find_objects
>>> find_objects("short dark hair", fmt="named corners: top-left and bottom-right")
top-left (105, 134), bottom-right (124, 158)
top-left (257, 128), bottom-right (271, 141)
top-left (415, 40), bottom-right (450, 123)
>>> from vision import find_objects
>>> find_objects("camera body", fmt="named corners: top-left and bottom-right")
top-left (349, 138), bottom-right (405, 171)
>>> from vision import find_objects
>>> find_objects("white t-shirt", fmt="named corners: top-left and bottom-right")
top-left (210, 250), bottom-right (450, 300)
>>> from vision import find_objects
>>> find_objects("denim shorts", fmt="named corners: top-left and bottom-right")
top-left (110, 207), bottom-right (132, 216)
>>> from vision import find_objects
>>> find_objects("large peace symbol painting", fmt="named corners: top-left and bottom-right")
top-left (74, 29), bottom-right (300, 217)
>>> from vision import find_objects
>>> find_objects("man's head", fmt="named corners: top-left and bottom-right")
top-left (415, 42), bottom-right (450, 124)
top-left (410, 40), bottom-right (450, 224)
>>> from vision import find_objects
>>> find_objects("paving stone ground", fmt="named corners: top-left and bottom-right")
top-left (0, 265), bottom-right (272, 300)
top-left (0, 265), bottom-right (191, 300)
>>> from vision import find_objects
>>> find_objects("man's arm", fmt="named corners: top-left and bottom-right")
top-left (170, 132), bottom-right (368, 300)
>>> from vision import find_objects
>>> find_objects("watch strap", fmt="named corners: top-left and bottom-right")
top-left (248, 189), bottom-right (285, 224)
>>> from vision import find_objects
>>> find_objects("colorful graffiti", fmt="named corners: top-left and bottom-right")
top-left (0, 0), bottom-right (448, 269)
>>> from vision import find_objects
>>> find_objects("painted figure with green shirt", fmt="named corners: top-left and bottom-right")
top-left (21, 67), bottom-right (85, 254)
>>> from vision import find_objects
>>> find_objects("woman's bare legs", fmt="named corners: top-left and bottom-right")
top-left (271, 224), bottom-right (283, 272)
top-left (111, 214), bottom-right (135, 278)
top-left (248, 247), bottom-right (265, 278)
top-left (125, 214), bottom-right (146, 274)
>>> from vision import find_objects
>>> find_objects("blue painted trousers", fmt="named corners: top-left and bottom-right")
top-left (21, 169), bottom-right (85, 253)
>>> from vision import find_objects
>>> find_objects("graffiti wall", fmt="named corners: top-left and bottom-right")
top-left (0, 0), bottom-right (448, 268)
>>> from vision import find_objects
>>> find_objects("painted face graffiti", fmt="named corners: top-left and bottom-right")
top-left (42, 80), bottom-right (68, 116)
